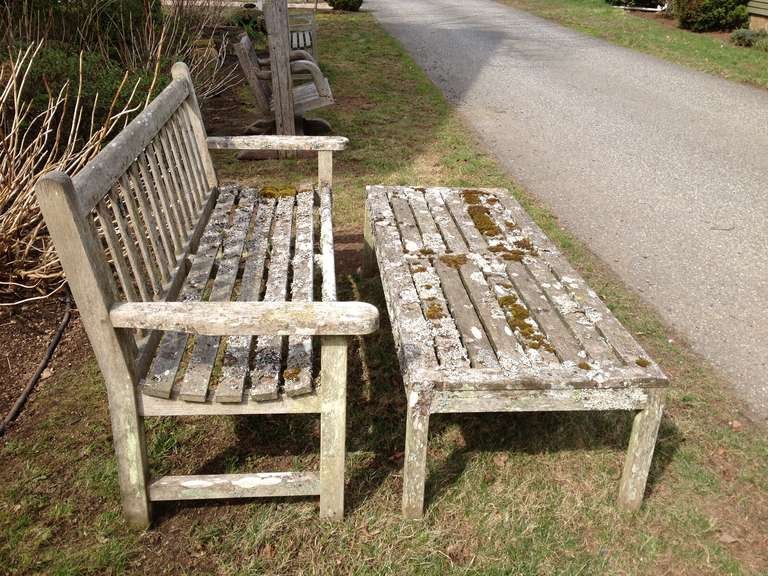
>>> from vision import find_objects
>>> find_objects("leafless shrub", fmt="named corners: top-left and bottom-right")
top-left (0, 42), bottom-right (146, 303)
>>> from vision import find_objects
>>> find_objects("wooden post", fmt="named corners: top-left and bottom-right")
top-left (319, 335), bottom-right (347, 519)
top-left (36, 172), bottom-right (151, 529)
top-left (264, 0), bottom-right (296, 139)
top-left (171, 62), bottom-right (218, 190)
top-left (618, 389), bottom-right (665, 510)
top-left (318, 150), bottom-right (332, 187)
top-left (402, 387), bottom-right (431, 519)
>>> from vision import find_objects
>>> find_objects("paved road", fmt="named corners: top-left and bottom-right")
top-left (368, 0), bottom-right (768, 420)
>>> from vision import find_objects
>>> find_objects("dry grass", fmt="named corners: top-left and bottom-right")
top-left (0, 11), bottom-right (766, 576)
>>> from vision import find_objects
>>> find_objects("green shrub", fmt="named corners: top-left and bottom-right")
top-left (675, 0), bottom-right (749, 32)
top-left (731, 28), bottom-right (768, 46)
top-left (328, 0), bottom-right (364, 12)
top-left (754, 36), bottom-right (768, 52)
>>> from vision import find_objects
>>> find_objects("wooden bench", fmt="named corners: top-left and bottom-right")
top-left (289, 10), bottom-right (318, 59)
top-left (236, 0), bottom-right (333, 138)
top-left (364, 186), bottom-right (668, 518)
top-left (35, 62), bottom-right (378, 530)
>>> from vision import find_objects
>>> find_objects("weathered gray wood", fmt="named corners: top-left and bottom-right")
top-left (251, 195), bottom-right (294, 400)
top-left (37, 69), bottom-right (357, 525)
top-left (410, 261), bottom-right (468, 368)
top-left (442, 188), bottom-right (489, 252)
top-left (36, 172), bottom-right (151, 529)
top-left (432, 387), bottom-right (651, 413)
top-left (141, 191), bottom-right (235, 399)
top-left (423, 187), bottom-right (468, 253)
top-left (214, 197), bottom-right (276, 403)
top-left (264, 0), bottom-right (296, 138)
top-left (319, 184), bottom-right (336, 302)
top-left (126, 165), bottom-right (172, 284)
top-left (149, 472), bottom-right (320, 501)
top-left (95, 199), bottom-right (140, 302)
top-left (72, 79), bottom-right (189, 216)
top-left (144, 144), bottom-right (186, 253)
top-left (405, 188), bottom-right (446, 254)
top-left (118, 174), bottom-right (162, 296)
top-left (366, 186), bottom-right (668, 519)
top-left (155, 126), bottom-right (195, 231)
top-left (107, 188), bottom-right (153, 301)
top-left (207, 135), bottom-right (348, 152)
top-left (234, 34), bottom-right (273, 114)
top-left (402, 387), bottom-right (430, 519)
top-left (391, 195), bottom-right (423, 254)
top-left (108, 301), bottom-right (392, 338)
top-left (319, 335), bottom-right (347, 519)
top-left (177, 191), bottom-right (256, 402)
top-left (171, 63), bottom-right (218, 190)
top-left (168, 113), bottom-right (205, 214)
top-left (285, 191), bottom-right (314, 397)
top-left (618, 389), bottom-right (665, 510)
top-left (362, 191), bottom-right (377, 277)
top-left (434, 261), bottom-right (499, 369)
top-left (137, 150), bottom-right (183, 256)
top-left (366, 187), bottom-right (439, 376)
top-left (138, 390), bottom-right (321, 416)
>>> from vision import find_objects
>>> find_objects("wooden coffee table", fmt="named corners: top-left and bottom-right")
top-left (364, 185), bottom-right (669, 518)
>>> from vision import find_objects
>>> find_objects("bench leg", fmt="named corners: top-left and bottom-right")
top-left (320, 335), bottom-right (348, 519)
top-left (402, 389), bottom-right (430, 519)
top-left (108, 403), bottom-right (151, 529)
top-left (362, 203), bottom-right (377, 278)
top-left (618, 389), bottom-right (665, 511)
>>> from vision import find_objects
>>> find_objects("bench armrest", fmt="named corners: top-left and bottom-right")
top-left (110, 301), bottom-right (378, 336)
top-left (289, 60), bottom-right (329, 96)
top-left (207, 135), bottom-right (348, 152)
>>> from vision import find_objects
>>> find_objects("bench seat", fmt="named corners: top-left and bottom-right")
top-left (130, 186), bottom-right (328, 416)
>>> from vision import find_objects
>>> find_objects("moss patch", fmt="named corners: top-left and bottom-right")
top-left (467, 205), bottom-right (502, 237)
top-left (283, 368), bottom-right (301, 381)
top-left (425, 302), bottom-right (444, 320)
top-left (439, 254), bottom-right (468, 269)
top-left (261, 186), bottom-right (297, 198)
top-left (635, 357), bottom-right (651, 367)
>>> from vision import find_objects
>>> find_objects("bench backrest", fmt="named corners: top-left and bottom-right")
top-left (36, 62), bottom-right (217, 375)
top-left (234, 34), bottom-right (273, 114)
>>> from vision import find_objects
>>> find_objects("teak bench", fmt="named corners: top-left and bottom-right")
top-left (364, 186), bottom-right (669, 518)
top-left (35, 62), bottom-right (378, 529)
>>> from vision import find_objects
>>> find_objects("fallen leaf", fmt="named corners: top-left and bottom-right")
top-left (718, 532), bottom-right (739, 544)
top-left (40, 368), bottom-right (53, 380)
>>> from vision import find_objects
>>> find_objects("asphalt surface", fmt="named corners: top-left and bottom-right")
top-left (368, 0), bottom-right (768, 421)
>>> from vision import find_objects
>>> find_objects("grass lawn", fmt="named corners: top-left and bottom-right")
top-left (1, 11), bottom-right (767, 575)
top-left (498, 0), bottom-right (768, 90)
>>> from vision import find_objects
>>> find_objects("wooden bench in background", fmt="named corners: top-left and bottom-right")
top-left (364, 185), bottom-right (668, 518)
top-left (35, 62), bottom-right (378, 529)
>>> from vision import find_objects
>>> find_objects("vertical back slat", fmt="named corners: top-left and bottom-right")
top-left (152, 139), bottom-right (193, 237)
top-left (144, 144), bottom-right (185, 251)
top-left (126, 163), bottom-right (176, 282)
top-left (129, 163), bottom-right (176, 277)
top-left (136, 153), bottom-right (181, 261)
top-left (168, 114), bottom-right (204, 215)
top-left (176, 104), bottom-right (210, 203)
top-left (95, 200), bottom-right (140, 302)
top-left (107, 189), bottom-right (152, 301)
top-left (118, 175), bottom-right (161, 295)
top-left (159, 126), bottom-right (195, 224)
